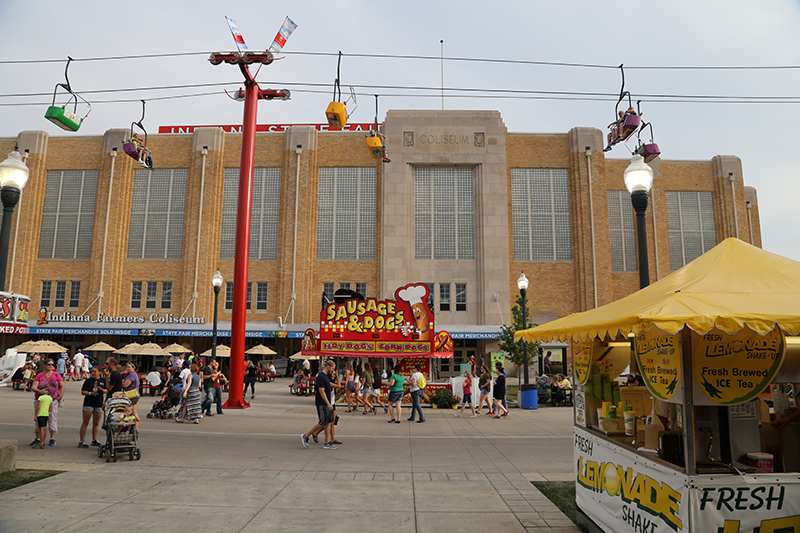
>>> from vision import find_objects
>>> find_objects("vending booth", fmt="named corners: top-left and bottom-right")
top-left (301, 282), bottom-right (454, 402)
top-left (516, 239), bottom-right (800, 532)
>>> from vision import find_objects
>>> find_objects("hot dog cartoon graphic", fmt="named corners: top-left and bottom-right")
top-left (397, 284), bottom-right (432, 341)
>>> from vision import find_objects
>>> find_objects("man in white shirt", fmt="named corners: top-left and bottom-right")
top-left (406, 364), bottom-right (426, 423)
top-left (145, 368), bottom-right (161, 396)
top-left (73, 351), bottom-right (85, 380)
top-left (268, 361), bottom-right (276, 375)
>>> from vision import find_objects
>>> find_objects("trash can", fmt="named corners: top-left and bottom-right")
top-left (519, 384), bottom-right (538, 410)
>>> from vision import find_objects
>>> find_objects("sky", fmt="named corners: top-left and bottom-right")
top-left (1, 0), bottom-right (799, 261)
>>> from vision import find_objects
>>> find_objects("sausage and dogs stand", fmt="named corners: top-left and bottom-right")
top-left (301, 283), bottom-right (454, 402)
top-left (516, 239), bottom-right (800, 533)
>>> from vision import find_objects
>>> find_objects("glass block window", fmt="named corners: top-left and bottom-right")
top-left (128, 168), bottom-right (187, 259)
top-left (607, 190), bottom-right (638, 272)
top-left (440, 283), bottom-right (451, 312)
top-left (161, 282), bottom-right (172, 310)
top-left (415, 167), bottom-right (475, 260)
top-left (69, 281), bottom-right (81, 309)
top-left (220, 168), bottom-right (281, 260)
top-left (145, 281), bottom-right (157, 309)
top-left (666, 191), bottom-right (717, 271)
top-left (455, 283), bottom-right (467, 312)
top-left (256, 282), bottom-right (268, 311)
top-left (38, 170), bottom-right (98, 259)
top-left (355, 283), bottom-right (367, 297)
top-left (54, 281), bottom-right (66, 308)
top-left (339, 282), bottom-right (351, 290)
top-left (41, 281), bottom-right (52, 308)
top-left (511, 168), bottom-right (572, 261)
top-left (316, 167), bottom-right (376, 260)
top-left (225, 282), bottom-right (252, 310)
top-left (131, 281), bottom-right (142, 309)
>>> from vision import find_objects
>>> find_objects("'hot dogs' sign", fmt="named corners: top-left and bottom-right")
top-left (302, 283), bottom-right (453, 358)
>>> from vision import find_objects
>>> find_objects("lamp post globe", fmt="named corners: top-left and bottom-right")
top-left (0, 151), bottom-right (29, 291)
top-left (211, 270), bottom-right (223, 361)
top-left (624, 155), bottom-right (654, 289)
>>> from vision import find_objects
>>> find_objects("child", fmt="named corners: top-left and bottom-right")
top-left (35, 385), bottom-right (53, 449)
top-left (117, 405), bottom-right (136, 433)
top-left (455, 370), bottom-right (478, 418)
top-left (68, 362), bottom-right (76, 381)
top-left (22, 364), bottom-right (34, 391)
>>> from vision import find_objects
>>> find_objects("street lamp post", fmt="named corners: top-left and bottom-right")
top-left (624, 155), bottom-right (655, 290)
top-left (517, 272), bottom-right (537, 410)
top-left (211, 270), bottom-right (223, 361)
top-left (0, 151), bottom-right (29, 291)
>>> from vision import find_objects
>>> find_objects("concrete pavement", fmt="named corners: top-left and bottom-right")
top-left (0, 379), bottom-right (579, 532)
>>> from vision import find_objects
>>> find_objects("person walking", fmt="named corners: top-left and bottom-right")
top-left (456, 370), bottom-right (478, 418)
top-left (178, 363), bottom-right (203, 424)
top-left (406, 364), bottom-right (426, 423)
top-left (30, 357), bottom-right (64, 447)
top-left (343, 362), bottom-right (355, 412)
top-left (476, 364), bottom-right (493, 415)
top-left (78, 366), bottom-right (106, 448)
top-left (361, 362), bottom-right (375, 415)
top-left (244, 359), bottom-right (257, 399)
top-left (492, 365), bottom-right (509, 418)
top-left (212, 359), bottom-right (226, 415)
top-left (201, 359), bottom-right (216, 417)
top-left (371, 362), bottom-right (387, 414)
top-left (73, 350), bottom-right (85, 380)
top-left (302, 360), bottom-right (337, 450)
top-left (175, 361), bottom-right (191, 421)
top-left (385, 365), bottom-right (404, 424)
top-left (121, 362), bottom-right (141, 430)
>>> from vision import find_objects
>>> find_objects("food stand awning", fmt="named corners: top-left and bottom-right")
top-left (515, 238), bottom-right (800, 344)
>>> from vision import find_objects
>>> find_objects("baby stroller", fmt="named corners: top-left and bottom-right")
top-left (146, 382), bottom-right (183, 419)
top-left (98, 396), bottom-right (141, 462)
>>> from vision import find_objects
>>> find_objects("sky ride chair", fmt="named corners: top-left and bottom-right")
top-left (604, 65), bottom-right (641, 152)
top-left (44, 57), bottom-right (92, 132)
top-left (122, 100), bottom-right (153, 170)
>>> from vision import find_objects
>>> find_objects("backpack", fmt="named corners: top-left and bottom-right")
top-left (418, 373), bottom-right (426, 389)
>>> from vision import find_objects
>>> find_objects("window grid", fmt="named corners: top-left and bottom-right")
top-left (666, 191), bottom-right (717, 271)
top-left (39, 170), bottom-right (98, 259)
top-left (220, 168), bottom-right (281, 260)
top-left (69, 281), bottom-right (81, 309)
top-left (607, 191), bottom-right (638, 272)
top-left (356, 283), bottom-right (367, 297)
top-left (339, 282), bottom-right (351, 290)
top-left (316, 168), bottom-right (376, 260)
top-left (511, 168), bottom-right (572, 261)
top-left (128, 168), bottom-right (187, 259)
top-left (41, 281), bottom-right (52, 308)
top-left (161, 282), bottom-right (172, 310)
top-left (145, 282), bottom-right (158, 309)
top-left (54, 281), bottom-right (66, 308)
top-left (131, 282), bottom-right (142, 309)
top-left (256, 282), bottom-right (268, 311)
top-left (415, 167), bottom-right (475, 260)
top-left (225, 282), bottom-right (253, 310)
top-left (455, 283), bottom-right (467, 312)
top-left (439, 283), bottom-right (451, 312)
top-left (323, 282), bottom-right (335, 297)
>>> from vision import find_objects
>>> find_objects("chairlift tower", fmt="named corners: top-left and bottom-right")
top-left (209, 51), bottom-right (290, 409)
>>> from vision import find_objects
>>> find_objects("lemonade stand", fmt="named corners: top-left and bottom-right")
top-left (516, 239), bottom-right (800, 532)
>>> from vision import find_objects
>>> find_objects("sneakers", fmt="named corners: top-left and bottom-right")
top-left (407, 417), bottom-right (415, 421)
top-left (301, 434), bottom-right (309, 448)
top-left (501, 411), bottom-right (509, 417)
top-left (330, 440), bottom-right (342, 445)
top-left (91, 440), bottom-right (102, 447)
top-left (417, 419), bottom-right (425, 423)
top-left (322, 443), bottom-right (338, 450)
top-left (29, 438), bottom-right (40, 447)
top-left (454, 414), bottom-right (462, 418)
top-left (35, 444), bottom-right (46, 449)
top-left (77, 441), bottom-right (89, 448)
top-left (49, 439), bottom-right (56, 446)
top-left (469, 414), bottom-right (478, 418)
top-left (387, 419), bottom-right (396, 423)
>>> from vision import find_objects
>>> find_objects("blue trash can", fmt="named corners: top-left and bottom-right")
top-left (520, 386), bottom-right (538, 410)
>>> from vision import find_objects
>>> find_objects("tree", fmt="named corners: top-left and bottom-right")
top-left (498, 295), bottom-right (541, 375)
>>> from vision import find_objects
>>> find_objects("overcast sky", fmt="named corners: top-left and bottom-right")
top-left (1, 1), bottom-right (798, 264)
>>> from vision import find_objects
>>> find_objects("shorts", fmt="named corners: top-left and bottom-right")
top-left (37, 416), bottom-right (49, 428)
top-left (362, 387), bottom-right (373, 397)
top-left (388, 391), bottom-right (403, 403)
top-left (83, 406), bottom-right (103, 413)
top-left (462, 393), bottom-right (473, 405)
top-left (346, 381), bottom-right (355, 392)
top-left (128, 395), bottom-right (140, 406)
top-left (480, 388), bottom-right (490, 395)
top-left (316, 404), bottom-right (335, 425)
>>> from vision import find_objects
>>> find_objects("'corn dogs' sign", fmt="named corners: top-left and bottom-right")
top-left (301, 283), bottom-right (453, 358)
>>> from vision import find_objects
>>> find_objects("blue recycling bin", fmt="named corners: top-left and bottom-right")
top-left (520, 386), bottom-right (538, 410)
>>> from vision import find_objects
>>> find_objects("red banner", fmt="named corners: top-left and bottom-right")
top-left (158, 123), bottom-right (375, 134)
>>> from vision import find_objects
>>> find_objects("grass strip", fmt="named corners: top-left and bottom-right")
top-left (0, 469), bottom-right (62, 492)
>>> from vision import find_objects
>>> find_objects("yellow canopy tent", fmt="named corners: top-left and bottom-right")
top-left (515, 238), bottom-right (800, 344)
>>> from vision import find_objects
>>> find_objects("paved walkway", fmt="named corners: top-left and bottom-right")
top-left (0, 379), bottom-right (579, 533)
